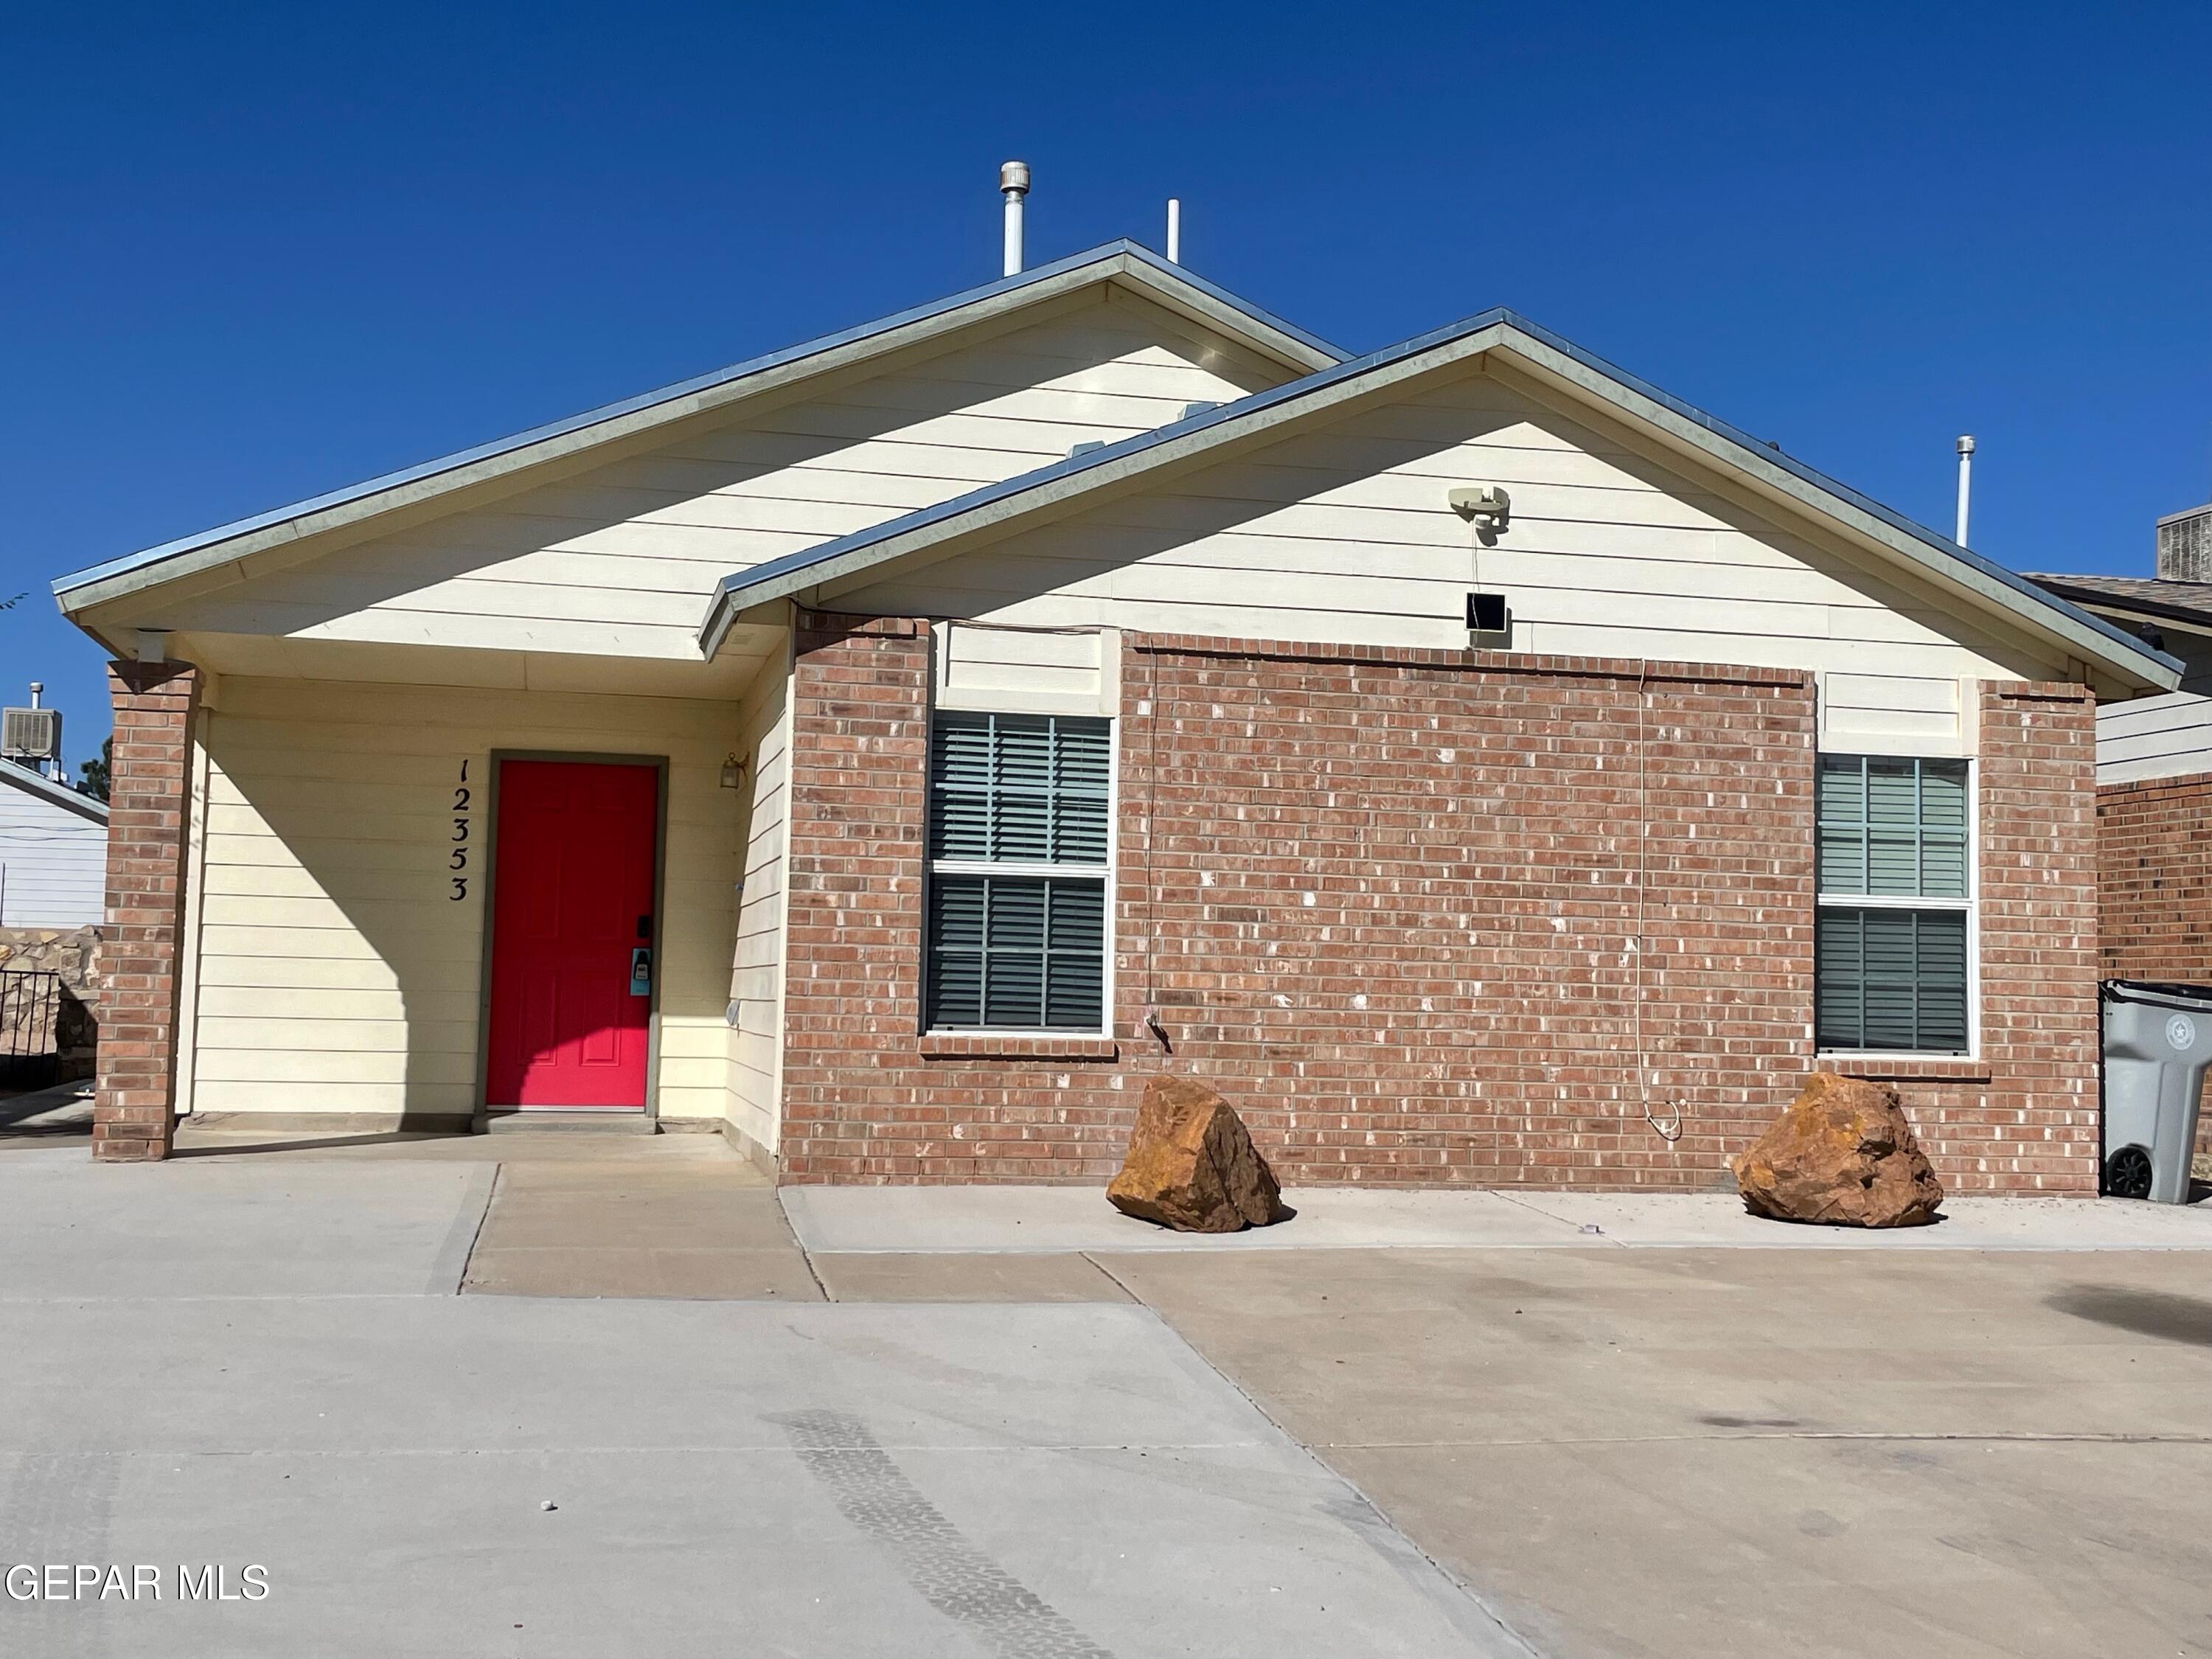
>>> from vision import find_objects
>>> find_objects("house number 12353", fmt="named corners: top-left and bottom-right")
top-left (448, 759), bottom-right (472, 900)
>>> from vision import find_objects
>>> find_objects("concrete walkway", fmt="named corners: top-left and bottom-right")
top-left (783, 1183), bottom-right (2212, 1253)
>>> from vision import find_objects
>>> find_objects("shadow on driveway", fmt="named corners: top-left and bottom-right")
top-left (2046, 1282), bottom-right (2212, 1347)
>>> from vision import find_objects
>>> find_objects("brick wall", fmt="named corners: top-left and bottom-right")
top-left (2097, 771), bottom-right (2212, 983)
top-left (777, 616), bottom-right (2101, 1192)
top-left (92, 660), bottom-right (201, 1162)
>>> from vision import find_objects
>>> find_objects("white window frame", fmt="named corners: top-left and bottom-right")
top-left (922, 714), bottom-right (1118, 1039)
top-left (1813, 754), bottom-right (1980, 1061)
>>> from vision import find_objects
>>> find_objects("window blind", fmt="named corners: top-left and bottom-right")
top-left (1817, 756), bottom-right (1968, 898)
top-left (929, 712), bottom-right (1110, 866)
top-left (1815, 754), bottom-right (1972, 1054)
top-left (927, 877), bottom-right (1106, 1030)
top-left (925, 712), bottom-right (1110, 1032)
top-left (1815, 907), bottom-right (1969, 1053)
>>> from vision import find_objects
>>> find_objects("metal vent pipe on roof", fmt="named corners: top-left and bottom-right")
top-left (1955, 434), bottom-right (1975, 547)
top-left (1000, 161), bottom-right (1030, 276)
top-left (1166, 198), bottom-right (1180, 263)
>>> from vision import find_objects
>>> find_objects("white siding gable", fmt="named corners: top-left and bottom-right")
top-left (153, 291), bottom-right (1289, 666)
top-left (830, 361), bottom-right (2069, 751)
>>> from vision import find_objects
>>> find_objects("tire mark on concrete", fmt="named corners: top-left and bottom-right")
top-left (774, 1409), bottom-right (1114, 1659)
top-left (4, 1448), bottom-right (122, 1657)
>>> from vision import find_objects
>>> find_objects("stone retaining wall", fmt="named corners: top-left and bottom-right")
top-left (0, 924), bottom-right (103, 1083)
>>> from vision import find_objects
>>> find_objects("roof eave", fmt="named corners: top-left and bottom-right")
top-left (1482, 326), bottom-right (2182, 692)
top-left (700, 310), bottom-right (2179, 692)
top-left (55, 243), bottom-right (1345, 617)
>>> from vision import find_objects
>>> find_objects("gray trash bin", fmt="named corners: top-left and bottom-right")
top-left (2100, 980), bottom-right (2212, 1202)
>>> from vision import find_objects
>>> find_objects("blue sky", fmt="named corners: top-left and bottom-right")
top-left (6, 0), bottom-right (2208, 763)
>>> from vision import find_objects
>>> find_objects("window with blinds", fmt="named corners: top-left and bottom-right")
top-left (925, 712), bottom-right (1110, 1031)
top-left (1815, 756), bottom-right (1972, 1054)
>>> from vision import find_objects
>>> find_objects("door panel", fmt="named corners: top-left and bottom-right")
top-left (485, 759), bottom-right (658, 1110)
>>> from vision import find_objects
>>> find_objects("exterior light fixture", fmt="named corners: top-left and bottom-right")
top-left (1448, 484), bottom-right (1511, 536)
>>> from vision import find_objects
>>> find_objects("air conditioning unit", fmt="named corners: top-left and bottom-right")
top-left (1, 706), bottom-right (61, 762)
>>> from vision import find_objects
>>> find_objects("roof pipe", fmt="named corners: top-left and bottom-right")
top-left (1000, 161), bottom-right (1030, 276)
top-left (1166, 198), bottom-right (1180, 264)
top-left (1955, 434), bottom-right (1975, 547)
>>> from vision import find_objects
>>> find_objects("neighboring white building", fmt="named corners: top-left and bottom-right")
top-left (0, 762), bottom-right (109, 927)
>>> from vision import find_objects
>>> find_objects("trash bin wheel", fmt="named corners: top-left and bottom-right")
top-left (2104, 1144), bottom-right (2155, 1200)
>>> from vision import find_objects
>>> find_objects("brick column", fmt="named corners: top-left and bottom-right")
top-left (93, 658), bottom-right (202, 1163)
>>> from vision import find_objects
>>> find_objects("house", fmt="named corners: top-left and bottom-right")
top-left (0, 759), bottom-right (108, 928)
top-left (52, 231), bottom-right (2181, 1190)
top-left (2032, 504), bottom-right (2212, 987)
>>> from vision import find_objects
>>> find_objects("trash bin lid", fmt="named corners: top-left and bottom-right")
top-left (2102, 978), bottom-right (2212, 1012)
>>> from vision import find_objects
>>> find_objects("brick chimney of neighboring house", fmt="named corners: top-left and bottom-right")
top-left (2157, 503), bottom-right (2212, 582)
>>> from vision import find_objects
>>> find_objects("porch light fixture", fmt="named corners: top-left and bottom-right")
top-left (720, 752), bottom-right (745, 790)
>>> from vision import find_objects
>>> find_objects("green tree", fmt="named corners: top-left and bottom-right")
top-left (77, 737), bottom-right (111, 802)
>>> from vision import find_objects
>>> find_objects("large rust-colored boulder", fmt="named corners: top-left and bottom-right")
top-left (1108, 1077), bottom-right (1287, 1232)
top-left (1733, 1073), bottom-right (1944, 1227)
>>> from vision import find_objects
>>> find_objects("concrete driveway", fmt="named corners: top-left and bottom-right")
top-left (7, 1132), bottom-right (2211, 1657)
top-left (1102, 1245), bottom-right (2212, 1659)
top-left (789, 1180), bottom-right (2212, 1659)
top-left (0, 1138), bottom-right (1515, 1658)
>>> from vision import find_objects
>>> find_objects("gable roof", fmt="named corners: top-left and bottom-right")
top-left (52, 242), bottom-right (1344, 617)
top-left (0, 762), bottom-right (108, 827)
top-left (700, 307), bottom-right (2181, 694)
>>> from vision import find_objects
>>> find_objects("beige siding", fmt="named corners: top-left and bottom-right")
top-left (2098, 691), bottom-right (2212, 785)
top-left (835, 368), bottom-right (2061, 749)
top-left (932, 620), bottom-right (1119, 716)
top-left (723, 663), bottom-right (792, 1150)
top-left (1820, 672), bottom-right (1969, 755)
top-left (156, 293), bottom-right (1287, 663)
top-left (189, 677), bottom-right (744, 1121)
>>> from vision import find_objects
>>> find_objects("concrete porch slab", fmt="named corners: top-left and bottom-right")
top-left (456, 1148), bottom-right (819, 1299)
top-left (780, 1184), bottom-right (2212, 1254)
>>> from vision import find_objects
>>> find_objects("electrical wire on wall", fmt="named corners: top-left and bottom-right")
top-left (1632, 664), bottom-right (1686, 1145)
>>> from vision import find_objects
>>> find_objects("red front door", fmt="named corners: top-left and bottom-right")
top-left (484, 759), bottom-right (658, 1110)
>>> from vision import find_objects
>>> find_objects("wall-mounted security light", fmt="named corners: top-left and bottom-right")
top-left (1448, 485), bottom-right (1511, 536)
